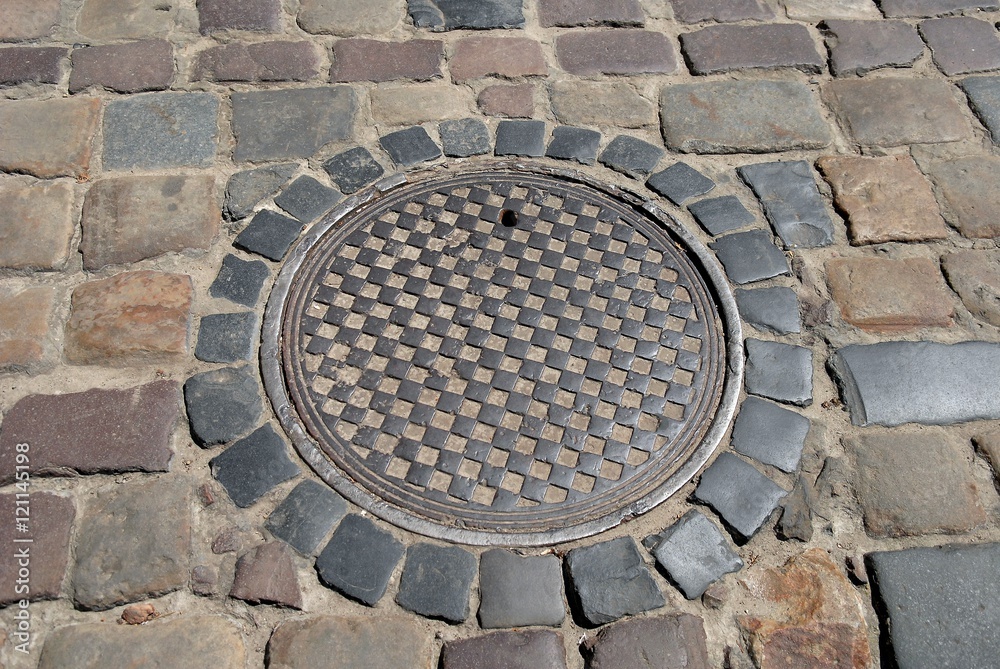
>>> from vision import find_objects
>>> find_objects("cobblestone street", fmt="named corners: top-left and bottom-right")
top-left (1, 0), bottom-right (1000, 667)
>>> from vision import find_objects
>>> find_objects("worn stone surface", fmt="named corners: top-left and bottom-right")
top-left (926, 156), bottom-right (1000, 238)
top-left (274, 175), bottom-right (341, 222)
top-left (740, 161), bottom-right (834, 248)
top-left (943, 250), bottom-right (1000, 326)
top-left (824, 78), bottom-right (970, 147)
top-left (232, 87), bottom-right (355, 162)
top-left (440, 118), bottom-right (492, 157)
top-left (195, 41), bottom-right (320, 82)
top-left (210, 254), bottom-right (271, 306)
top-left (669, 0), bottom-right (773, 22)
top-left (0, 180), bottom-right (74, 270)
top-left (546, 125), bottom-right (601, 164)
top-left (651, 510), bottom-right (743, 599)
top-left (65, 271), bottom-right (193, 365)
top-left (379, 126), bottom-right (442, 166)
top-left (0, 0), bottom-right (61, 40)
top-left (72, 478), bottom-right (191, 610)
top-left (299, 0), bottom-right (402, 35)
top-left (190, 565), bottom-right (217, 596)
top-left (825, 19), bottom-right (925, 76)
top-left (646, 162), bottom-right (714, 206)
top-left (234, 209), bottom-right (304, 261)
top-left (868, 542), bottom-right (1000, 669)
top-left (495, 120), bottom-right (547, 157)
top-left (210, 424), bottom-right (299, 507)
top-left (880, 0), bottom-right (999, 16)
top-left (695, 453), bottom-right (787, 541)
top-left (408, 0), bottom-right (525, 31)
top-left (451, 36), bottom-right (546, 82)
top-left (539, 0), bottom-right (644, 26)
top-left (195, 312), bottom-right (257, 363)
top-left (689, 196), bottom-right (755, 236)
top-left (77, 0), bottom-right (177, 40)
top-left (442, 630), bottom-right (567, 669)
top-left (778, 477), bottom-right (814, 542)
top-left (550, 80), bottom-right (656, 128)
top-left (0, 46), bottom-right (64, 85)
top-left (225, 163), bottom-right (297, 220)
top-left (370, 84), bottom-right (471, 124)
top-left (0, 287), bottom-right (54, 369)
top-left (81, 175), bottom-right (218, 270)
top-left (662, 81), bottom-right (830, 153)
top-left (478, 83), bottom-right (534, 118)
top-left (599, 135), bottom-right (663, 177)
top-left (583, 615), bottom-right (710, 669)
top-left (0, 381), bottom-right (179, 479)
top-left (331, 39), bottom-right (441, 82)
top-left (315, 514), bottom-right (404, 606)
top-left (731, 396), bottom-right (809, 473)
top-left (817, 155), bottom-right (947, 244)
top-left (266, 480), bottom-right (347, 554)
top-left (735, 287), bottom-right (801, 334)
top-left (267, 616), bottom-right (432, 669)
top-left (39, 617), bottom-right (244, 669)
top-left (921, 17), bottom-right (1000, 75)
top-left (709, 230), bottom-right (790, 285)
top-left (70, 40), bottom-right (173, 93)
top-left (396, 543), bottom-right (476, 622)
top-left (557, 30), bottom-right (676, 75)
top-left (0, 493), bottom-right (74, 604)
top-left (0, 97), bottom-right (100, 178)
top-left (830, 341), bottom-right (1000, 426)
top-left (974, 430), bottom-right (1000, 485)
top-left (230, 542), bottom-right (302, 608)
top-left (478, 549), bottom-right (565, 628)
top-left (785, 0), bottom-right (881, 19)
top-left (745, 338), bottom-right (813, 406)
top-left (961, 76), bottom-right (1000, 145)
top-left (198, 0), bottom-right (281, 33)
top-left (103, 93), bottom-right (218, 170)
top-left (681, 24), bottom-right (823, 75)
top-left (850, 431), bottom-right (985, 538)
top-left (322, 147), bottom-right (385, 193)
top-left (566, 536), bottom-right (665, 626)
top-left (827, 257), bottom-right (955, 331)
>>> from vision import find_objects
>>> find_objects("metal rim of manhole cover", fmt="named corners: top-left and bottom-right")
top-left (262, 164), bottom-right (743, 546)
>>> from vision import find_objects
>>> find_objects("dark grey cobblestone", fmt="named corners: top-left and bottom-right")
top-left (440, 118), bottom-right (492, 157)
top-left (322, 146), bottom-right (385, 193)
top-left (688, 195), bottom-right (754, 236)
top-left (195, 312), bottom-right (257, 363)
top-left (650, 509), bottom-right (743, 599)
top-left (566, 536), bottom-right (665, 626)
top-left (731, 396), bottom-right (809, 473)
top-left (379, 126), bottom-right (443, 167)
top-left (825, 19), bottom-right (925, 76)
top-left (315, 514), bottom-right (404, 606)
top-left (599, 135), bottom-right (663, 177)
top-left (274, 175), bottom-right (342, 223)
top-left (396, 543), bottom-right (476, 623)
top-left (409, 0), bottom-right (526, 31)
top-left (709, 230), bottom-right (790, 284)
top-left (210, 424), bottom-right (300, 507)
top-left (103, 92), bottom-right (219, 170)
top-left (680, 24), bottom-right (823, 75)
top-left (745, 338), bottom-right (813, 407)
top-left (478, 549), bottom-right (565, 628)
top-left (739, 161), bottom-right (834, 248)
top-left (495, 120), bottom-right (547, 157)
top-left (234, 209), bottom-right (304, 262)
top-left (210, 254), bottom-right (271, 306)
top-left (646, 162), bottom-right (715, 206)
top-left (961, 76), bottom-right (1000, 144)
top-left (735, 286), bottom-right (801, 334)
top-left (545, 125), bottom-right (601, 165)
top-left (231, 88), bottom-right (355, 162)
top-left (265, 479), bottom-right (347, 555)
top-left (184, 366), bottom-right (262, 447)
top-left (921, 17), bottom-right (1000, 75)
top-left (694, 452), bottom-right (787, 542)
top-left (224, 163), bottom-right (298, 220)
top-left (669, 0), bottom-right (774, 23)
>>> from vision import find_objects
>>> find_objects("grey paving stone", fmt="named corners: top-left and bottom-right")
top-left (688, 195), bottom-right (755, 236)
top-left (879, 0), bottom-right (999, 16)
top-left (231, 88), bottom-right (356, 162)
top-left (224, 163), bottom-right (297, 221)
top-left (734, 286), bottom-right (801, 334)
top-left (442, 630), bottom-right (567, 669)
top-left (103, 92), bottom-right (218, 170)
top-left (825, 20), bottom-right (925, 76)
top-left (830, 341), bottom-right (1000, 426)
top-left (274, 175), bottom-right (342, 222)
top-left (745, 338), bottom-right (813, 407)
top-left (322, 147), bottom-right (385, 194)
top-left (583, 614), bottom-right (710, 669)
top-left (546, 125), bottom-right (601, 165)
top-left (210, 254), bottom-right (270, 307)
top-left (234, 209), bottom-right (304, 261)
top-left (409, 0), bottom-right (525, 31)
top-left (867, 542), bottom-right (1000, 669)
top-left (538, 0), bottom-right (644, 27)
top-left (680, 24), bottom-right (824, 75)
top-left (739, 161), bottom-right (834, 248)
top-left (495, 120), bottom-right (547, 157)
top-left (195, 312), bottom-right (257, 363)
top-left (650, 510), bottom-right (743, 599)
top-left (478, 549), bottom-right (565, 628)
top-left (921, 17), bottom-right (1000, 75)
top-left (440, 118), bottom-right (492, 157)
top-left (709, 230), bottom-right (790, 285)
top-left (379, 126), bottom-right (442, 167)
top-left (265, 479), bottom-right (347, 555)
top-left (315, 514), bottom-right (404, 606)
top-left (661, 81), bottom-right (830, 153)
top-left (396, 543), bottom-right (476, 623)
top-left (669, 0), bottom-right (774, 22)
top-left (647, 162), bottom-right (715, 206)
top-left (599, 135), bottom-right (663, 178)
top-left (960, 76), bottom-right (1000, 144)
top-left (184, 366), bottom-right (262, 447)
top-left (210, 424), bottom-right (300, 508)
top-left (694, 452), bottom-right (787, 542)
top-left (777, 477), bottom-right (814, 542)
top-left (731, 396), bottom-right (809, 473)
top-left (565, 536), bottom-right (665, 626)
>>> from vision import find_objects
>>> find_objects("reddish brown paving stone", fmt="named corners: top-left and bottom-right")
top-left (478, 83), bottom-right (534, 117)
top-left (79, 175), bottom-right (219, 271)
top-left (816, 155), bottom-right (948, 245)
top-left (0, 47), bottom-right (65, 85)
top-left (0, 97), bottom-right (100, 179)
top-left (0, 0), bottom-right (61, 40)
top-left (556, 30), bottom-right (677, 75)
top-left (0, 381), bottom-right (180, 481)
top-left (442, 630), bottom-right (567, 669)
top-left (450, 36), bottom-right (547, 82)
top-left (197, 41), bottom-right (319, 82)
top-left (330, 39), bottom-right (441, 83)
top-left (583, 614), bottom-right (710, 669)
top-left (64, 271), bottom-right (193, 365)
top-left (0, 493), bottom-right (74, 605)
top-left (230, 542), bottom-right (302, 608)
top-left (267, 616), bottom-right (433, 669)
top-left (926, 156), bottom-right (1000, 238)
top-left (538, 0), bottom-right (644, 27)
top-left (198, 0), bottom-right (282, 33)
top-left (0, 287), bottom-right (55, 370)
top-left (827, 257), bottom-right (955, 332)
top-left (942, 249), bottom-right (1000, 326)
top-left (0, 180), bottom-right (75, 270)
top-left (69, 39), bottom-right (173, 93)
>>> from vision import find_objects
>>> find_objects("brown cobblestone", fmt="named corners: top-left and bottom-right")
top-left (680, 24), bottom-right (824, 75)
top-left (0, 287), bottom-right (54, 369)
top-left (827, 257), bottom-right (955, 331)
top-left (0, 179), bottom-right (75, 270)
top-left (196, 41), bottom-right (319, 82)
top-left (550, 80), bottom-right (656, 128)
top-left (70, 40), bottom-right (173, 93)
top-left (0, 97), bottom-right (100, 179)
top-left (65, 271), bottom-right (193, 365)
top-left (451, 36), bottom-right (547, 82)
top-left (230, 542), bottom-right (302, 608)
top-left (330, 39), bottom-right (441, 83)
top-left (198, 0), bottom-right (282, 34)
top-left (0, 47), bottom-right (64, 85)
top-left (298, 0), bottom-right (402, 36)
top-left (0, 493), bottom-right (74, 604)
top-left (371, 85), bottom-right (472, 125)
top-left (669, 0), bottom-right (774, 23)
top-left (77, 0), bottom-right (178, 40)
top-left (556, 30), bottom-right (677, 75)
top-left (926, 156), bottom-right (1000, 238)
top-left (267, 616), bottom-right (433, 669)
top-left (942, 249), bottom-right (1000, 326)
top-left (0, 0), bottom-right (61, 40)
top-left (539, 0), bottom-right (645, 27)
top-left (478, 83), bottom-right (535, 117)
top-left (816, 155), bottom-right (948, 245)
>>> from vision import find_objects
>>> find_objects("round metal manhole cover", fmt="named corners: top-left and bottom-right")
top-left (264, 168), bottom-right (742, 545)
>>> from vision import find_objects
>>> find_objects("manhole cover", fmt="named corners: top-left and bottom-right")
top-left (264, 167), bottom-right (741, 545)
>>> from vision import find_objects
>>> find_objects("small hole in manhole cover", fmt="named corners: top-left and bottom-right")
top-left (263, 167), bottom-right (742, 545)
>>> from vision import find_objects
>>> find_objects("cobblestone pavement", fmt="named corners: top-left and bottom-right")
top-left (1, 1), bottom-right (1000, 668)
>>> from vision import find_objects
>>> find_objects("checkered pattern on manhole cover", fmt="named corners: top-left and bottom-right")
top-left (278, 170), bottom-right (727, 541)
